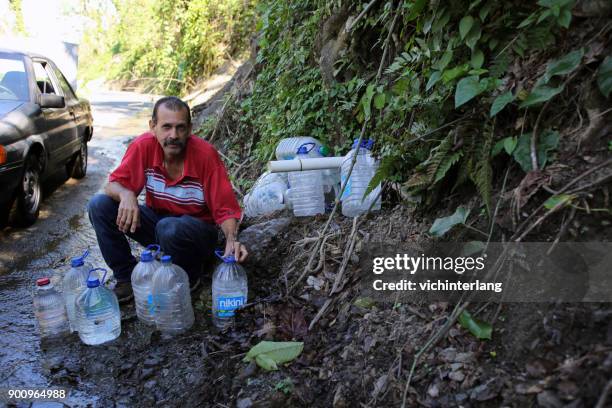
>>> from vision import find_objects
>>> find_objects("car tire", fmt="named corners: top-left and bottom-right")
top-left (16, 154), bottom-right (42, 227)
top-left (69, 138), bottom-right (87, 179)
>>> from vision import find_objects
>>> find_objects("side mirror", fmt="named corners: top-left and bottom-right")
top-left (39, 94), bottom-right (65, 108)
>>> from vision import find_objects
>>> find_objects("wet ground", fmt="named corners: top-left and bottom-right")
top-left (0, 90), bottom-right (156, 406)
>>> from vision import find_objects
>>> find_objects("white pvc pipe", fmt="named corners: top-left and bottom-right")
top-left (268, 156), bottom-right (344, 173)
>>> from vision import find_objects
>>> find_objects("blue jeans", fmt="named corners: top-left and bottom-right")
top-left (87, 194), bottom-right (217, 284)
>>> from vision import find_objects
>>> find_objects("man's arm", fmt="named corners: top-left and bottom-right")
top-left (104, 181), bottom-right (140, 234)
top-left (220, 217), bottom-right (248, 262)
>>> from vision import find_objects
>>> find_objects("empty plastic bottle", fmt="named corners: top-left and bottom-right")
top-left (151, 255), bottom-right (194, 335)
top-left (275, 136), bottom-right (328, 160)
top-left (62, 249), bottom-right (92, 332)
top-left (131, 245), bottom-right (161, 326)
top-left (340, 139), bottom-right (382, 217)
top-left (33, 277), bottom-right (70, 340)
top-left (287, 143), bottom-right (325, 217)
top-left (75, 268), bottom-right (121, 345)
top-left (244, 172), bottom-right (289, 217)
top-left (212, 250), bottom-right (248, 330)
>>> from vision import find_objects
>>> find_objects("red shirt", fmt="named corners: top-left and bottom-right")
top-left (109, 133), bottom-right (242, 225)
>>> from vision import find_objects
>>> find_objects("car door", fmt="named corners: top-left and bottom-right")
top-left (48, 61), bottom-right (84, 155)
top-left (31, 59), bottom-right (78, 172)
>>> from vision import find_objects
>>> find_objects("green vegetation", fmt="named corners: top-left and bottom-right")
top-left (80, 0), bottom-right (257, 94)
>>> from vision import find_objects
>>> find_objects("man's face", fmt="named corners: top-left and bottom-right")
top-left (149, 105), bottom-right (192, 159)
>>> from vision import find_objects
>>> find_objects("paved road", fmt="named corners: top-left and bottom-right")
top-left (0, 90), bottom-right (156, 403)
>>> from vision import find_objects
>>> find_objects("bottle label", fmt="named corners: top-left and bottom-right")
top-left (216, 295), bottom-right (246, 317)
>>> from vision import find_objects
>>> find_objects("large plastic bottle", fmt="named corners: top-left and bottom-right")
top-left (75, 268), bottom-right (121, 345)
top-left (340, 139), bottom-right (382, 217)
top-left (33, 277), bottom-right (70, 340)
top-left (287, 143), bottom-right (325, 217)
top-left (212, 250), bottom-right (248, 330)
top-left (151, 255), bottom-right (194, 335)
top-left (244, 172), bottom-right (289, 217)
top-left (62, 249), bottom-right (92, 332)
top-left (275, 136), bottom-right (326, 160)
top-left (131, 245), bottom-right (161, 326)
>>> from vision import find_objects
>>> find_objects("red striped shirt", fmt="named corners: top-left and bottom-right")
top-left (109, 133), bottom-right (242, 225)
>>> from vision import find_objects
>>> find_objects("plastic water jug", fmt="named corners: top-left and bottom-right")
top-left (340, 139), bottom-right (381, 217)
top-left (33, 277), bottom-right (69, 340)
top-left (244, 172), bottom-right (289, 217)
top-left (287, 143), bottom-right (325, 217)
top-left (275, 136), bottom-right (328, 160)
top-left (62, 249), bottom-right (92, 332)
top-left (151, 255), bottom-right (194, 335)
top-left (75, 268), bottom-right (121, 345)
top-left (131, 245), bottom-right (161, 326)
top-left (212, 250), bottom-right (248, 329)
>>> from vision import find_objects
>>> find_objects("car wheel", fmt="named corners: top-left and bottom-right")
top-left (70, 139), bottom-right (87, 179)
top-left (16, 154), bottom-right (42, 226)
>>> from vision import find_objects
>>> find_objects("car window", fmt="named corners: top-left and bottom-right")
top-left (33, 61), bottom-right (58, 95)
top-left (51, 65), bottom-right (77, 101)
top-left (0, 54), bottom-right (28, 101)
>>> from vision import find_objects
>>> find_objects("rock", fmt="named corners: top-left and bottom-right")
top-left (333, 384), bottom-right (346, 408)
top-left (236, 397), bottom-right (253, 408)
top-left (143, 356), bottom-right (161, 367)
top-left (139, 367), bottom-right (155, 380)
top-left (450, 363), bottom-right (463, 371)
top-left (469, 380), bottom-right (501, 402)
top-left (427, 383), bottom-right (439, 398)
top-left (239, 218), bottom-right (292, 264)
top-left (454, 352), bottom-right (475, 364)
top-left (144, 379), bottom-right (157, 390)
top-left (537, 390), bottom-right (563, 408)
top-left (449, 371), bottom-right (465, 382)
top-left (439, 348), bottom-right (457, 363)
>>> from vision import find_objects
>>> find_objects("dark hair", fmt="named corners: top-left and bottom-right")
top-left (152, 96), bottom-right (191, 124)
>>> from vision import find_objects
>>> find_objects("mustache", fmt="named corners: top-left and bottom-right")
top-left (164, 139), bottom-right (185, 148)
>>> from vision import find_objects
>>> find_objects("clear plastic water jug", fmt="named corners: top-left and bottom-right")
top-left (33, 277), bottom-right (69, 340)
top-left (131, 245), bottom-right (161, 326)
top-left (151, 255), bottom-right (194, 335)
top-left (340, 139), bottom-right (381, 217)
top-left (212, 250), bottom-right (248, 330)
top-left (244, 172), bottom-right (289, 217)
top-left (275, 136), bottom-right (328, 160)
top-left (62, 249), bottom-right (92, 332)
top-left (287, 143), bottom-right (325, 217)
top-left (75, 268), bottom-right (121, 345)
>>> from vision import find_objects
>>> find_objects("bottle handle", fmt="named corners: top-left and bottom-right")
top-left (298, 142), bottom-right (316, 153)
top-left (146, 244), bottom-right (161, 257)
top-left (88, 267), bottom-right (107, 284)
top-left (81, 248), bottom-right (90, 260)
top-left (215, 249), bottom-right (236, 263)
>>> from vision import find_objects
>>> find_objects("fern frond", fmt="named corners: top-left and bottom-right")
top-left (469, 131), bottom-right (493, 213)
top-left (489, 51), bottom-right (510, 79)
top-left (425, 133), bottom-right (453, 184)
top-left (434, 151), bottom-right (463, 184)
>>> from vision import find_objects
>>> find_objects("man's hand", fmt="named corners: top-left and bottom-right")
top-left (224, 238), bottom-right (248, 263)
top-left (116, 190), bottom-right (140, 234)
top-left (220, 218), bottom-right (248, 262)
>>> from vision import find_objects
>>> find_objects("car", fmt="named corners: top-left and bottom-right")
top-left (0, 48), bottom-right (93, 227)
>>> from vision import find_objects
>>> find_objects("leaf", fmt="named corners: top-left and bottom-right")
top-left (490, 91), bottom-right (514, 117)
top-left (255, 354), bottom-right (278, 371)
top-left (479, 2), bottom-right (492, 21)
top-left (543, 194), bottom-right (576, 210)
top-left (429, 206), bottom-right (470, 237)
top-left (503, 136), bottom-right (518, 155)
top-left (434, 151), bottom-right (462, 184)
top-left (426, 71), bottom-right (442, 91)
top-left (512, 130), bottom-right (560, 172)
top-left (406, 0), bottom-right (427, 21)
top-left (542, 48), bottom-right (584, 83)
top-left (491, 139), bottom-right (505, 157)
top-left (459, 310), bottom-right (492, 340)
top-left (443, 64), bottom-right (470, 83)
top-left (374, 93), bottom-right (386, 110)
top-left (465, 20), bottom-right (482, 50)
top-left (519, 85), bottom-right (564, 108)
top-left (243, 341), bottom-right (304, 371)
top-left (518, 12), bottom-right (537, 28)
top-left (455, 76), bottom-right (483, 108)
top-left (354, 297), bottom-right (375, 309)
top-left (362, 84), bottom-right (375, 119)
top-left (459, 16), bottom-right (475, 40)
top-left (597, 56), bottom-right (612, 98)
top-left (462, 241), bottom-right (485, 256)
top-left (470, 49), bottom-right (484, 69)
top-left (434, 49), bottom-right (453, 71)
top-left (557, 7), bottom-right (572, 28)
